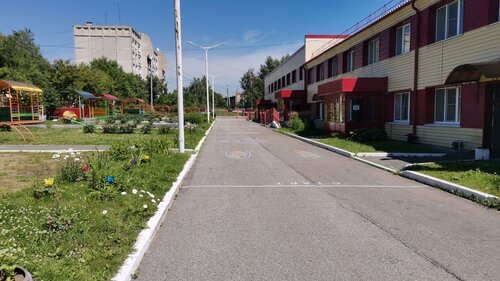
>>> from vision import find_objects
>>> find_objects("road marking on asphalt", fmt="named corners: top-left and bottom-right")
top-left (291, 148), bottom-right (321, 159)
top-left (182, 184), bottom-right (425, 189)
top-left (222, 150), bottom-right (253, 159)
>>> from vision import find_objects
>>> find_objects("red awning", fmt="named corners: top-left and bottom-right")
top-left (96, 93), bottom-right (118, 101)
top-left (275, 90), bottom-right (307, 100)
top-left (315, 77), bottom-right (388, 99)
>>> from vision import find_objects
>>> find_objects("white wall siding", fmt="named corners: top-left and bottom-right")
top-left (385, 123), bottom-right (413, 141)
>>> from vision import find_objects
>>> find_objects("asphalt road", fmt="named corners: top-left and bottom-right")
top-left (137, 117), bottom-right (500, 281)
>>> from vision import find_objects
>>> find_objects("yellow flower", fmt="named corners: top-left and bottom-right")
top-left (143, 155), bottom-right (150, 161)
top-left (44, 178), bottom-right (55, 187)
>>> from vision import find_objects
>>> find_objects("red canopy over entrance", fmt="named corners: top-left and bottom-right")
top-left (315, 77), bottom-right (388, 99)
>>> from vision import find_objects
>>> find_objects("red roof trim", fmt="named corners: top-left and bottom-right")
top-left (305, 35), bottom-right (349, 39)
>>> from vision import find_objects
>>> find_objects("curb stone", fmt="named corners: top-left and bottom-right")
top-left (112, 121), bottom-right (215, 281)
top-left (273, 128), bottom-right (499, 203)
top-left (400, 170), bottom-right (499, 202)
top-left (275, 130), bottom-right (354, 157)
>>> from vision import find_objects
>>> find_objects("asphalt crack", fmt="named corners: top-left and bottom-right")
top-left (327, 191), bottom-right (466, 281)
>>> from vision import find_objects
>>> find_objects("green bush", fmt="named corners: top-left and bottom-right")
top-left (58, 158), bottom-right (87, 182)
top-left (82, 124), bottom-right (95, 134)
top-left (289, 117), bottom-right (305, 132)
top-left (102, 124), bottom-right (135, 134)
top-left (158, 126), bottom-right (171, 135)
top-left (141, 123), bottom-right (153, 134)
top-left (349, 128), bottom-right (388, 142)
top-left (184, 112), bottom-right (203, 124)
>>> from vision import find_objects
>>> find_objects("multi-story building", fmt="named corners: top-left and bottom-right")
top-left (264, 35), bottom-right (347, 123)
top-left (73, 23), bottom-right (167, 80)
top-left (265, 0), bottom-right (500, 155)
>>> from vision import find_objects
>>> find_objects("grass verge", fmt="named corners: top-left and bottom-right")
top-left (0, 153), bottom-right (59, 195)
top-left (277, 128), bottom-right (441, 154)
top-left (408, 159), bottom-right (500, 198)
top-left (0, 142), bottom-right (189, 280)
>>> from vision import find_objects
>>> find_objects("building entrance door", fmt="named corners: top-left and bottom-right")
top-left (492, 85), bottom-right (500, 156)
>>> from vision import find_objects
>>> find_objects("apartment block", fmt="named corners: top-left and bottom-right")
top-left (73, 23), bottom-right (167, 80)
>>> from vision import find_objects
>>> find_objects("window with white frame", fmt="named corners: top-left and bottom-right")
top-left (394, 92), bottom-right (410, 122)
top-left (396, 24), bottom-right (411, 55)
top-left (435, 87), bottom-right (461, 123)
top-left (436, 0), bottom-right (463, 42)
top-left (346, 49), bottom-right (355, 72)
top-left (368, 38), bottom-right (380, 65)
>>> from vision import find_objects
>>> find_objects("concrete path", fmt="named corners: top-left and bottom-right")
top-left (137, 118), bottom-right (500, 281)
top-left (0, 144), bottom-right (108, 152)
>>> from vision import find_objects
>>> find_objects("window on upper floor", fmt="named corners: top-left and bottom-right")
top-left (435, 87), bottom-right (461, 124)
top-left (346, 49), bottom-right (355, 72)
top-left (318, 63), bottom-right (325, 81)
top-left (286, 73), bottom-right (291, 85)
top-left (331, 56), bottom-right (338, 77)
top-left (368, 38), bottom-right (380, 65)
top-left (299, 68), bottom-right (303, 80)
top-left (396, 24), bottom-right (411, 55)
top-left (436, 0), bottom-right (463, 42)
top-left (394, 92), bottom-right (410, 122)
top-left (292, 70), bottom-right (297, 83)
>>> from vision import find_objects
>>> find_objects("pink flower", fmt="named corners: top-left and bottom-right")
top-left (82, 165), bottom-right (90, 172)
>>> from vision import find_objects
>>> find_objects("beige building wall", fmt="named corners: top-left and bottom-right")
top-left (73, 23), bottom-right (167, 81)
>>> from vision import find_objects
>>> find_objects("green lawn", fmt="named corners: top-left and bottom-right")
top-left (277, 128), bottom-right (441, 153)
top-left (0, 141), bottom-right (190, 280)
top-left (409, 160), bottom-right (500, 198)
top-left (0, 124), bottom-right (210, 149)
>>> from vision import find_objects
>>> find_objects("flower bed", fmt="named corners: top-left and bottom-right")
top-left (0, 140), bottom-right (189, 280)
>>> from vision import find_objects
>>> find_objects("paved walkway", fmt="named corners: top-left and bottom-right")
top-left (137, 118), bottom-right (500, 281)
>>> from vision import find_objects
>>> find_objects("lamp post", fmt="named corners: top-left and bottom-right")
top-left (186, 41), bottom-right (225, 123)
top-left (174, 0), bottom-right (185, 153)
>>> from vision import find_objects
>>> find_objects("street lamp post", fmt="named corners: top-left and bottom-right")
top-left (174, 0), bottom-right (185, 153)
top-left (186, 41), bottom-right (225, 123)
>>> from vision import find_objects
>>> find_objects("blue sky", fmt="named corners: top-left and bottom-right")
top-left (0, 0), bottom-right (392, 95)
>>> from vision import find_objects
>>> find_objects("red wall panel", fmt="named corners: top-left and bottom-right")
top-left (460, 83), bottom-right (484, 128)
top-left (384, 92), bottom-right (395, 122)
top-left (354, 43), bottom-right (364, 70)
top-left (379, 29), bottom-right (391, 60)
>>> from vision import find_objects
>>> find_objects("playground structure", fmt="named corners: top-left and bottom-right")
top-left (92, 93), bottom-right (118, 118)
top-left (55, 90), bottom-right (97, 119)
top-left (121, 97), bottom-right (147, 115)
top-left (0, 80), bottom-right (43, 124)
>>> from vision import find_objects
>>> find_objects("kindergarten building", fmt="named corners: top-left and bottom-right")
top-left (264, 0), bottom-right (500, 155)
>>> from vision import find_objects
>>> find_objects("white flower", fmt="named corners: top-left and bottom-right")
top-left (63, 156), bottom-right (69, 160)
top-left (140, 190), bottom-right (145, 193)
top-left (52, 154), bottom-right (61, 159)
top-left (143, 204), bottom-right (148, 209)
top-left (149, 194), bottom-right (155, 198)
top-left (74, 158), bottom-right (80, 162)
top-left (151, 199), bottom-right (156, 203)
top-left (68, 148), bottom-right (74, 153)
top-left (132, 189), bottom-right (138, 195)
top-left (102, 210), bottom-right (108, 215)
top-left (121, 192), bottom-right (127, 196)
top-left (139, 194), bottom-right (144, 198)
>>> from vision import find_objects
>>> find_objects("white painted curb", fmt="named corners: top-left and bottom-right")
top-left (112, 122), bottom-right (214, 281)
top-left (352, 156), bottom-right (398, 174)
top-left (276, 131), bottom-right (354, 157)
top-left (400, 170), bottom-right (499, 201)
top-left (356, 152), bottom-right (446, 158)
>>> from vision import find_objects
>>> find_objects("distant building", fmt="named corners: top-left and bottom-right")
top-left (226, 93), bottom-right (241, 108)
top-left (73, 22), bottom-right (167, 80)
